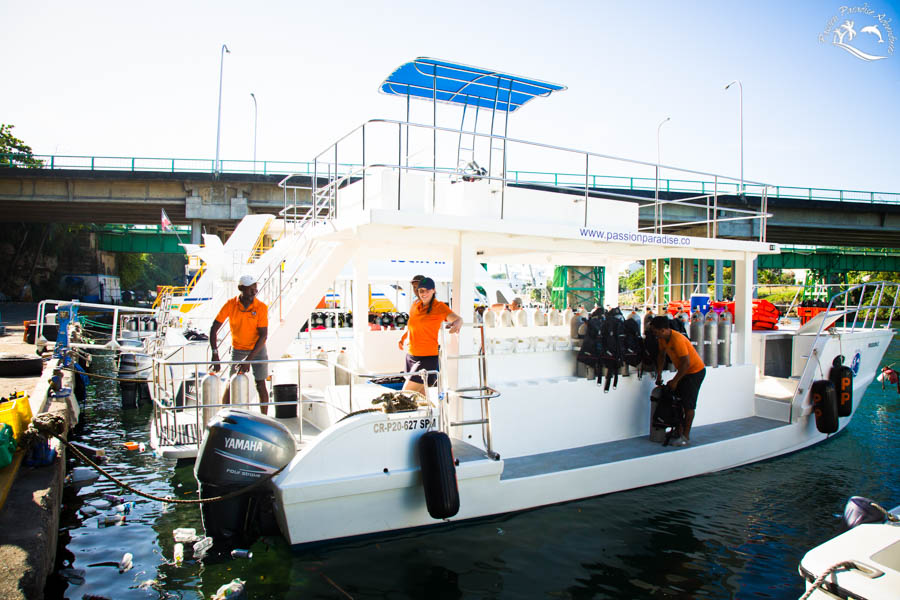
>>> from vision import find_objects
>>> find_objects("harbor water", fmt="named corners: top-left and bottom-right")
top-left (47, 341), bottom-right (900, 599)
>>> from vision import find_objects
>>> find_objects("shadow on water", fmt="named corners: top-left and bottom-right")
top-left (46, 341), bottom-right (900, 599)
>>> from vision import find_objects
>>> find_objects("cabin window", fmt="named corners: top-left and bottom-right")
top-left (763, 337), bottom-right (793, 378)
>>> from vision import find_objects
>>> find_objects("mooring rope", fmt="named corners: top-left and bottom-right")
top-left (798, 561), bottom-right (856, 600)
top-left (58, 366), bottom-right (150, 383)
top-left (28, 413), bottom-right (285, 505)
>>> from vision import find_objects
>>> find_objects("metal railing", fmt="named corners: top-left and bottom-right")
top-left (4, 151), bottom-right (897, 205)
top-left (151, 354), bottom-right (440, 450)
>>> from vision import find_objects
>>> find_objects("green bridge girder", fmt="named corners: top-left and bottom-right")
top-left (758, 247), bottom-right (900, 272)
top-left (98, 228), bottom-right (188, 253)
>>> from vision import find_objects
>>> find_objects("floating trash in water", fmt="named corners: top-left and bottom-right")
top-left (66, 467), bottom-right (99, 488)
top-left (173, 543), bottom-right (184, 565)
top-left (212, 578), bottom-right (247, 599)
top-left (79, 505), bottom-right (99, 517)
top-left (115, 502), bottom-right (133, 515)
top-left (123, 441), bottom-right (139, 451)
top-left (59, 567), bottom-right (86, 585)
top-left (89, 499), bottom-right (112, 510)
top-left (118, 552), bottom-right (133, 573)
top-left (136, 579), bottom-right (158, 590)
top-left (138, 442), bottom-right (146, 452)
top-left (98, 515), bottom-right (125, 528)
top-left (230, 549), bottom-right (252, 559)
top-left (173, 527), bottom-right (199, 543)
top-left (193, 536), bottom-right (213, 559)
top-left (102, 493), bottom-right (125, 505)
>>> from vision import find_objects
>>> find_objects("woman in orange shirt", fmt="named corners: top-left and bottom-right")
top-left (397, 277), bottom-right (462, 393)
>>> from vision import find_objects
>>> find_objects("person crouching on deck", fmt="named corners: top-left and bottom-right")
top-left (650, 315), bottom-right (705, 446)
top-left (209, 274), bottom-right (269, 414)
top-left (397, 277), bottom-right (462, 394)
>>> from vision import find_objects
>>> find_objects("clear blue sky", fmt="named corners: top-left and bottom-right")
top-left (2, 0), bottom-right (898, 192)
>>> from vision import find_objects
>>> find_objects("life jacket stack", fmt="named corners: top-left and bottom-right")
top-left (752, 299), bottom-right (779, 331)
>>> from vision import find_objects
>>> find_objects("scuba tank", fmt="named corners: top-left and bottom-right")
top-left (200, 373), bottom-right (221, 429)
top-left (703, 311), bottom-right (719, 368)
top-left (717, 310), bottom-right (732, 367)
top-left (643, 309), bottom-right (654, 336)
top-left (689, 308), bottom-right (704, 357)
top-left (228, 373), bottom-right (251, 406)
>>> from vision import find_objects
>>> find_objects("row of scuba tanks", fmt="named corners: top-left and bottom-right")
top-left (301, 312), bottom-right (411, 331)
top-left (676, 308), bottom-right (733, 368)
top-left (122, 316), bottom-right (158, 332)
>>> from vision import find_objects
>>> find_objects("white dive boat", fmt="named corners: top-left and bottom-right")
top-left (798, 497), bottom-right (900, 599)
top-left (147, 58), bottom-right (895, 547)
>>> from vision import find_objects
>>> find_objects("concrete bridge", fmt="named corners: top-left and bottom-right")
top-left (3, 159), bottom-right (900, 247)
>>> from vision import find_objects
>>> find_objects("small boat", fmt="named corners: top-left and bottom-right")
top-left (143, 58), bottom-right (896, 547)
top-left (798, 497), bottom-right (900, 599)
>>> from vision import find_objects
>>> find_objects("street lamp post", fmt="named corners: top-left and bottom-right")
top-left (250, 92), bottom-right (258, 173)
top-left (654, 116), bottom-right (670, 311)
top-left (654, 116), bottom-right (671, 224)
top-left (215, 44), bottom-right (231, 174)
top-left (725, 80), bottom-right (743, 194)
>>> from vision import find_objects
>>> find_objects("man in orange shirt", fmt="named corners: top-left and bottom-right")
top-left (650, 315), bottom-right (706, 446)
top-left (210, 275), bottom-right (269, 414)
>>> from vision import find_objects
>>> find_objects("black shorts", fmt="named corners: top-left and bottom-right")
top-left (676, 368), bottom-right (706, 410)
top-left (405, 354), bottom-right (439, 386)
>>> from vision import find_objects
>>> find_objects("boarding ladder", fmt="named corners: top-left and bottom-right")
top-left (441, 325), bottom-right (501, 459)
top-left (790, 280), bottom-right (899, 418)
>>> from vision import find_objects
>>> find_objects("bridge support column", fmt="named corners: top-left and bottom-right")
top-left (715, 260), bottom-right (724, 300)
top-left (191, 219), bottom-right (202, 244)
top-left (684, 259), bottom-right (695, 298)
top-left (670, 258), bottom-right (683, 302)
top-left (699, 259), bottom-right (708, 294)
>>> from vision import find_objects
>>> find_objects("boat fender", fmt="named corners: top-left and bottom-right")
top-left (810, 379), bottom-right (839, 434)
top-left (842, 496), bottom-right (889, 529)
top-left (829, 356), bottom-right (853, 418)
top-left (418, 431), bottom-right (460, 520)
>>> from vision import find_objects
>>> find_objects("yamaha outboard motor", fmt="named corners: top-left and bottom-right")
top-left (194, 409), bottom-right (296, 546)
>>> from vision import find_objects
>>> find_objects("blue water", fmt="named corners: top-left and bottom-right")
top-left (48, 341), bottom-right (900, 599)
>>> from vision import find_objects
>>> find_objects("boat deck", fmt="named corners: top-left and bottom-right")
top-left (500, 416), bottom-right (787, 480)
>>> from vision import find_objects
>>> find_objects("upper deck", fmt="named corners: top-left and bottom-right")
top-left (280, 58), bottom-right (777, 265)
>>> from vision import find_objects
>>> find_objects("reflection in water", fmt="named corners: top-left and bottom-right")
top-left (48, 341), bottom-right (900, 599)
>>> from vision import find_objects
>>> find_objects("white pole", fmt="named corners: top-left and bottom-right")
top-left (215, 44), bottom-right (231, 174)
top-left (725, 80), bottom-right (743, 193)
top-left (250, 92), bottom-right (258, 172)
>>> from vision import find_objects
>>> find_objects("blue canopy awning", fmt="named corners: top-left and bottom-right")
top-left (380, 57), bottom-right (566, 113)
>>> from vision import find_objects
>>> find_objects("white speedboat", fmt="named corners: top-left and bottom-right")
top-left (798, 497), bottom-right (900, 599)
top-left (149, 58), bottom-right (895, 547)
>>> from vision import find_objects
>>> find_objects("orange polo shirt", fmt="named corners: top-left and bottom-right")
top-left (658, 330), bottom-right (705, 374)
top-left (407, 300), bottom-right (451, 356)
top-left (215, 297), bottom-right (268, 351)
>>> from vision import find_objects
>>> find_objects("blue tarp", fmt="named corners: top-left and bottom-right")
top-left (380, 57), bottom-right (566, 112)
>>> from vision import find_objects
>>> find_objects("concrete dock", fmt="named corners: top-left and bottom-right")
top-left (0, 303), bottom-right (70, 600)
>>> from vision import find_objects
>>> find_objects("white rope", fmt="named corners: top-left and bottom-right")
top-left (799, 561), bottom-right (855, 600)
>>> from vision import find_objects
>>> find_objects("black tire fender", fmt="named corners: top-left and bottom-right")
top-left (0, 354), bottom-right (43, 377)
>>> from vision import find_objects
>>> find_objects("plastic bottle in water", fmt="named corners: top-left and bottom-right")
top-left (230, 548), bottom-right (252, 559)
top-left (212, 579), bottom-right (246, 600)
top-left (98, 514), bottom-right (125, 527)
top-left (193, 536), bottom-right (213, 559)
top-left (173, 527), bottom-right (198, 543)
top-left (115, 502), bottom-right (133, 515)
top-left (138, 442), bottom-right (146, 452)
top-left (118, 552), bottom-right (133, 573)
top-left (102, 493), bottom-right (125, 505)
top-left (173, 543), bottom-right (184, 565)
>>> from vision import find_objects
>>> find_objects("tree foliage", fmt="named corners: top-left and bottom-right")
top-left (0, 124), bottom-right (43, 168)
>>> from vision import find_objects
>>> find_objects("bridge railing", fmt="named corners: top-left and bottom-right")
top-left (3, 152), bottom-right (898, 205)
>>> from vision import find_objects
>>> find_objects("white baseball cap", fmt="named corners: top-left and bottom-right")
top-left (238, 275), bottom-right (255, 287)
